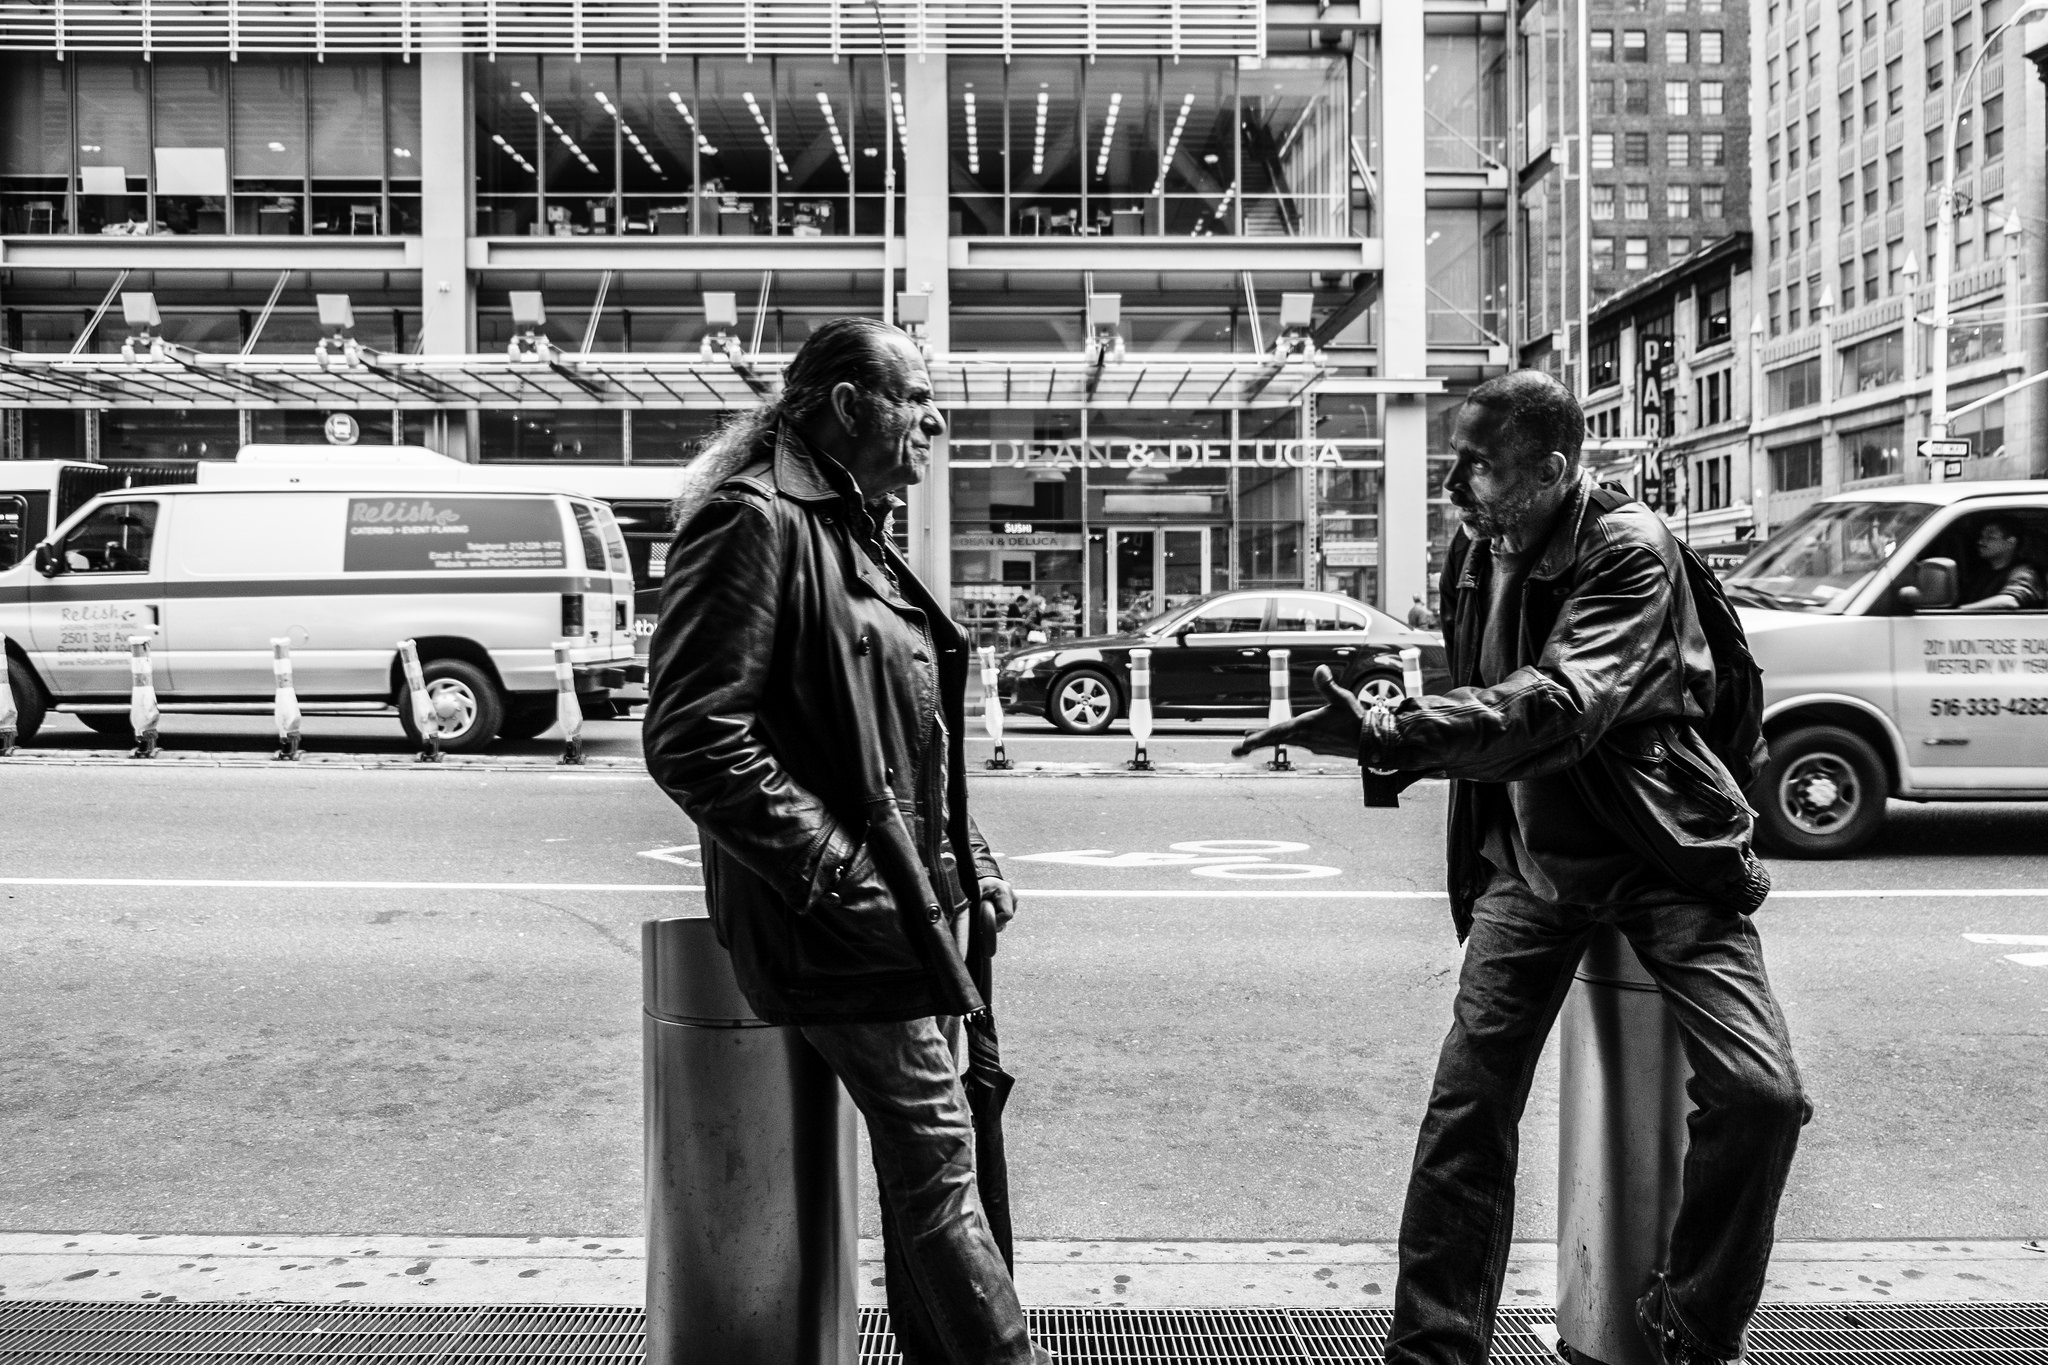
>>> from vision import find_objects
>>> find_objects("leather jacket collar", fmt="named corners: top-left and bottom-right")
top-left (772, 424), bottom-right (906, 523)
top-left (1524, 470), bottom-right (1596, 583)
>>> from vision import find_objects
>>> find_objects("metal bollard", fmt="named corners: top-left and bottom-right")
top-left (127, 635), bottom-right (161, 758)
top-left (1555, 924), bottom-right (1693, 1365)
top-left (1266, 648), bottom-right (1292, 771)
top-left (554, 641), bottom-right (585, 765)
top-left (978, 645), bottom-right (1013, 770)
top-left (1126, 647), bottom-right (1154, 770)
top-left (0, 633), bottom-right (19, 756)
top-left (644, 917), bottom-right (858, 1365)
top-left (397, 639), bottom-right (442, 762)
top-left (271, 638), bottom-right (303, 761)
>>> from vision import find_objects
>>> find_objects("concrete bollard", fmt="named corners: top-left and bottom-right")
top-left (1266, 648), bottom-right (1292, 771)
top-left (271, 638), bottom-right (303, 761)
top-left (397, 639), bottom-right (442, 763)
top-left (644, 917), bottom-right (858, 1365)
top-left (1400, 645), bottom-right (1425, 700)
top-left (978, 645), bottom-right (1012, 770)
top-left (0, 633), bottom-right (19, 756)
top-left (554, 640), bottom-right (585, 766)
top-left (127, 635), bottom-right (160, 758)
top-left (1126, 647), bottom-right (1154, 770)
top-left (1555, 924), bottom-right (1693, 1365)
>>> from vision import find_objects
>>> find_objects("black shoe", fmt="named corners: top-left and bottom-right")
top-left (1635, 1281), bottom-right (1739, 1365)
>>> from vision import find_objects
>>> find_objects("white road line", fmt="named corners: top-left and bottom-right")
top-left (6, 878), bottom-right (2048, 900)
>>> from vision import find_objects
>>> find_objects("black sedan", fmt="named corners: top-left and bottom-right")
top-left (998, 589), bottom-right (1448, 734)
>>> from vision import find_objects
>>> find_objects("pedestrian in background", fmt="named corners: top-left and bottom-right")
top-left (1236, 369), bottom-right (1808, 1365)
top-left (644, 317), bottom-right (1052, 1365)
top-left (1405, 594), bottom-right (1435, 630)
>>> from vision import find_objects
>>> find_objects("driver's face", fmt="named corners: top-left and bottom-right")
top-left (1978, 526), bottom-right (2018, 566)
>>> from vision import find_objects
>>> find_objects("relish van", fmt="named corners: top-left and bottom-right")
top-left (0, 463), bottom-right (638, 752)
top-left (1726, 479), bottom-right (2048, 855)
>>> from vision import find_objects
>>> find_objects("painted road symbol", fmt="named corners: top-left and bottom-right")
top-left (1963, 932), bottom-right (2048, 968)
top-left (1015, 839), bottom-right (1342, 880)
top-left (640, 844), bottom-right (702, 869)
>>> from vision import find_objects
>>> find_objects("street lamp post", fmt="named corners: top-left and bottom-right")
top-left (1930, 1), bottom-right (2048, 472)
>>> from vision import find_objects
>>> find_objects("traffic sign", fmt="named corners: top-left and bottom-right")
top-left (1917, 438), bottom-right (1971, 458)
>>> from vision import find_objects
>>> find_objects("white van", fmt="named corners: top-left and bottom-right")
top-left (0, 466), bottom-right (639, 753)
top-left (1725, 479), bottom-right (2048, 855)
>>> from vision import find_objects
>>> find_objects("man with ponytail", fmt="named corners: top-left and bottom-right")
top-left (645, 318), bottom-right (1050, 1365)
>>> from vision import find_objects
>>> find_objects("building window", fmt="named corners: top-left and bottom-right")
top-left (1839, 332), bottom-right (1904, 394)
top-left (1767, 134), bottom-right (1782, 180)
top-left (1984, 94), bottom-right (2005, 162)
top-left (1862, 74), bottom-right (1879, 127)
top-left (1592, 236), bottom-right (1616, 270)
top-left (1863, 161), bottom-right (1879, 214)
top-left (1839, 173), bottom-right (1856, 214)
top-left (1665, 80), bottom-right (1690, 115)
top-left (1691, 453), bottom-right (1731, 510)
top-left (1693, 370), bottom-right (1729, 427)
top-left (1767, 290), bottom-right (1783, 336)
top-left (1886, 58), bottom-right (1904, 116)
top-left (1665, 31), bottom-right (1690, 63)
top-left (1767, 357), bottom-right (1822, 413)
top-left (1424, 205), bottom-right (1509, 344)
top-left (1863, 249), bottom-right (1880, 302)
top-left (1625, 183), bottom-right (1650, 218)
top-left (1592, 183), bottom-right (1617, 219)
top-left (1593, 30), bottom-right (1616, 59)
top-left (1424, 31), bottom-right (1510, 172)
top-left (1624, 80), bottom-right (1651, 114)
top-left (1769, 439), bottom-right (1823, 491)
top-left (1697, 277), bottom-right (1731, 345)
top-left (1624, 131), bottom-right (1650, 166)
top-left (1700, 132), bottom-right (1725, 166)
top-left (1623, 30), bottom-right (1650, 61)
top-left (1702, 183), bottom-right (1724, 217)
top-left (1926, 127), bottom-right (1945, 187)
top-left (1591, 79), bottom-right (1617, 114)
top-left (1787, 132), bottom-right (1801, 172)
top-left (1887, 148), bottom-right (1903, 206)
top-left (1699, 30), bottom-right (1724, 62)
top-left (1668, 236), bottom-right (1691, 263)
top-left (1840, 260), bottom-right (1859, 310)
top-left (1667, 133), bottom-right (1690, 167)
top-left (1843, 420), bottom-right (1903, 481)
top-left (1591, 133), bottom-right (1616, 169)
top-left (1667, 184), bottom-right (1692, 217)
top-left (1590, 330), bottom-right (1620, 387)
top-left (1625, 237), bottom-right (1649, 270)
top-left (1699, 81), bottom-right (1724, 115)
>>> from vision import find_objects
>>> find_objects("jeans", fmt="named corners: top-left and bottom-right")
top-left (801, 1017), bottom-right (1036, 1365)
top-left (1385, 871), bottom-right (1810, 1365)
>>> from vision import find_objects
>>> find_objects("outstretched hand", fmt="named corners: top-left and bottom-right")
top-left (1230, 664), bottom-right (1372, 760)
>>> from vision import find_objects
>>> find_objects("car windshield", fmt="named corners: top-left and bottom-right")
top-left (1724, 500), bottom-right (1934, 612)
top-left (1140, 597), bottom-right (1213, 634)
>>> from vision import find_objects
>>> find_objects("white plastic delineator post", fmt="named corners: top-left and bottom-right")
top-left (1266, 648), bottom-right (1293, 771)
top-left (1400, 645), bottom-right (1424, 700)
top-left (397, 638), bottom-right (442, 762)
top-left (977, 646), bottom-right (1012, 770)
top-left (0, 632), bottom-right (19, 756)
top-left (1127, 647), bottom-right (1154, 771)
top-left (128, 634), bottom-right (161, 758)
top-left (271, 638), bottom-right (303, 761)
top-left (554, 640), bottom-right (585, 765)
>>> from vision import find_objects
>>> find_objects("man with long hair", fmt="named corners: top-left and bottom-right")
top-left (645, 318), bottom-right (1050, 1365)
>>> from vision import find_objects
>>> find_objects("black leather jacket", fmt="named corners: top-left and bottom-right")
top-left (1367, 474), bottom-right (1769, 937)
top-left (643, 428), bottom-right (999, 1025)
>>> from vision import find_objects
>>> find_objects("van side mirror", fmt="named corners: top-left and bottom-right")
top-left (33, 542), bottom-right (62, 577)
top-left (1898, 557), bottom-right (1958, 612)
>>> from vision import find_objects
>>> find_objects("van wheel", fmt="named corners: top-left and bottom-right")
top-left (497, 696), bottom-right (559, 743)
top-left (5, 656), bottom-right (47, 744)
top-left (398, 659), bottom-right (505, 753)
top-left (77, 711), bottom-right (135, 741)
top-left (1752, 725), bottom-right (1887, 858)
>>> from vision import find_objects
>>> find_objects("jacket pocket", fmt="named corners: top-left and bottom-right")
top-left (789, 835), bottom-right (926, 982)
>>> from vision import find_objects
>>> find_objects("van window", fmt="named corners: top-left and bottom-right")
top-left (0, 495), bottom-right (24, 569)
top-left (1725, 500), bottom-right (1932, 612)
top-left (573, 501), bottom-right (629, 574)
top-left (59, 501), bottom-right (158, 574)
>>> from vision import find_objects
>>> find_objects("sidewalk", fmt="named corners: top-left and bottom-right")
top-left (5, 1232), bottom-right (2045, 1307)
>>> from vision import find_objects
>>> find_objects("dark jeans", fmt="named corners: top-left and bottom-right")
top-left (801, 1017), bottom-right (1036, 1365)
top-left (1385, 871), bottom-right (1810, 1365)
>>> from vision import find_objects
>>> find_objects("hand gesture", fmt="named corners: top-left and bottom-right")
top-left (1230, 664), bottom-right (1373, 760)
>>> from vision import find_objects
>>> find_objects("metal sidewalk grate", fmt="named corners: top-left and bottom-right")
top-left (2, 1299), bottom-right (2045, 1363)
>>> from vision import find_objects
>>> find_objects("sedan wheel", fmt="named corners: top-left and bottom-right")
top-left (1355, 673), bottom-right (1406, 708)
top-left (1049, 668), bottom-right (1119, 735)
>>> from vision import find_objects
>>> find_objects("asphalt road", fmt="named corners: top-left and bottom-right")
top-left (2, 763), bottom-right (2045, 1245)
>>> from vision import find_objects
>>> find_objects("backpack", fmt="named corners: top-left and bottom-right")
top-left (1586, 482), bottom-right (1768, 790)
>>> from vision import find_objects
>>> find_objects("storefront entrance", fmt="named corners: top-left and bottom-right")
top-left (1105, 526), bottom-right (1219, 634)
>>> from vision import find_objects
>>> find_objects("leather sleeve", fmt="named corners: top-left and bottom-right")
top-left (1367, 539), bottom-right (1674, 782)
top-left (642, 495), bottom-right (852, 910)
top-left (967, 812), bottom-right (1001, 883)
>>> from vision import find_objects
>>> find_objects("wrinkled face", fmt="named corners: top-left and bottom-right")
top-left (1977, 524), bottom-right (2018, 568)
top-left (1443, 400), bottom-right (1555, 544)
top-left (845, 336), bottom-right (946, 498)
